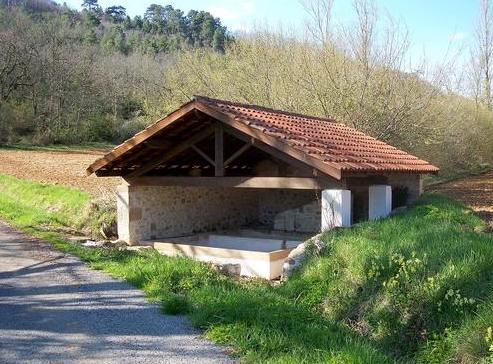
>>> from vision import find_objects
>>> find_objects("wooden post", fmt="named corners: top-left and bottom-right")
top-left (215, 123), bottom-right (224, 176)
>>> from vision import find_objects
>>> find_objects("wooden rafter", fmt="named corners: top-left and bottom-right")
top-left (194, 102), bottom-right (342, 179)
top-left (191, 145), bottom-right (215, 166)
top-left (214, 123), bottom-right (224, 177)
top-left (109, 145), bottom-right (152, 169)
top-left (86, 100), bottom-right (196, 175)
top-left (124, 125), bottom-right (215, 178)
top-left (221, 125), bottom-right (313, 175)
top-left (224, 140), bottom-right (253, 167)
top-left (143, 140), bottom-right (174, 149)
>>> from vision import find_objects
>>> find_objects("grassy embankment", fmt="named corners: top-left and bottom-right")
top-left (0, 172), bottom-right (492, 363)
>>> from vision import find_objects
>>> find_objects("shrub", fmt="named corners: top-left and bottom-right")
top-left (162, 293), bottom-right (190, 315)
top-left (79, 195), bottom-right (117, 238)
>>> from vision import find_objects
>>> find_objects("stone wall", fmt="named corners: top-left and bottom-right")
top-left (387, 174), bottom-right (423, 204)
top-left (116, 175), bottom-right (423, 244)
top-left (257, 190), bottom-right (321, 233)
top-left (117, 185), bottom-right (322, 244)
top-left (117, 185), bottom-right (262, 244)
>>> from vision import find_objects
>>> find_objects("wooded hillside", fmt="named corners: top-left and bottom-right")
top-left (1, 0), bottom-right (493, 178)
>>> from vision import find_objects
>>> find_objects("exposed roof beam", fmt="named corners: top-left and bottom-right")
top-left (86, 100), bottom-right (197, 175)
top-left (214, 123), bottom-right (224, 177)
top-left (224, 141), bottom-right (252, 167)
top-left (125, 124), bottom-right (215, 179)
top-left (221, 125), bottom-right (314, 175)
top-left (191, 145), bottom-right (215, 167)
top-left (143, 140), bottom-right (174, 149)
top-left (125, 176), bottom-right (336, 190)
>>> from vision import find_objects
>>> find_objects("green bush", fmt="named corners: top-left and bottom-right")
top-left (162, 293), bottom-right (190, 315)
top-left (80, 117), bottom-right (118, 143)
top-left (79, 197), bottom-right (117, 238)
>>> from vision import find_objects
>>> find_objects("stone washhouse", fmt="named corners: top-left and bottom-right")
top-left (87, 96), bottom-right (439, 279)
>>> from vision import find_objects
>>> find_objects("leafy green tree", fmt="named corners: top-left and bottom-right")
top-left (81, 0), bottom-right (101, 25)
top-left (185, 10), bottom-right (222, 47)
top-left (144, 3), bottom-right (164, 20)
top-left (154, 35), bottom-right (169, 53)
top-left (133, 15), bottom-right (143, 30)
top-left (186, 10), bottom-right (203, 45)
top-left (200, 16), bottom-right (215, 46)
top-left (144, 4), bottom-right (165, 33)
top-left (81, 0), bottom-right (100, 12)
top-left (212, 27), bottom-right (225, 53)
top-left (84, 11), bottom-right (100, 26)
top-left (142, 19), bottom-right (152, 33)
top-left (105, 5), bottom-right (126, 23)
top-left (101, 26), bottom-right (127, 54)
top-left (164, 6), bottom-right (184, 36)
top-left (143, 4), bottom-right (185, 37)
top-left (127, 31), bottom-right (140, 52)
top-left (123, 15), bottom-right (132, 29)
top-left (83, 27), bottom-right (97, 44)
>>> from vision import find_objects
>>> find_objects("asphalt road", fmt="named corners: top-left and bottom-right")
top-left (0, 221), bottom-right (234, 364)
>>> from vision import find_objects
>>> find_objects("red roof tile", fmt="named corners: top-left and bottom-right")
top-left (195, 96), bottom-right (439, 174)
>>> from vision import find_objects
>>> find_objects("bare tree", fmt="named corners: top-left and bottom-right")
top-left (300, 0), bottom-right (334, 45)
top-left (0, 12), bottom-right (36, 105)
top-left (473, 0), bottom-right (493, 109)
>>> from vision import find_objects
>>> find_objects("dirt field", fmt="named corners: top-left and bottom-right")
top-left (0, 148), bottom-right (121, 196)
top-left (431, 171), bottom-right (493, 228)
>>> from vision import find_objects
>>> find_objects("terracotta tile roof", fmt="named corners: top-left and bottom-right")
top-left (195, 96), bottom-right (439, 174)
top-left (86, 96), bottom-right (439, 178)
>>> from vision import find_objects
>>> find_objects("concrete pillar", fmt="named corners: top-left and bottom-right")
top-left (116, 184), bottom-right (141, 245)
top-left (368, 185), bottom-right (392, 220)
top-left (321, 189), bottom-right (352, 231)
top-left (414, 175), bottom-right (424, 203)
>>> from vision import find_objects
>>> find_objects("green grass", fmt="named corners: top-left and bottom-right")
top-left (0, 173), bottom-right (492, 363)
top-left (0, 173), bottom-right (90, 230)
top-left (281, 194), bottom-right (493, 362)
top-left (0, 173), bottom-right (115, 238)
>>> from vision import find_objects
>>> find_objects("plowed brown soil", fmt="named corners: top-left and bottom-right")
top-left (0, 149), bottom-right (121, 196)
top-left (431, 171), bottom-right (493, 228)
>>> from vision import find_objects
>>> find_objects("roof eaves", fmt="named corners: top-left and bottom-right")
top-left (86, 99), bottom-right (197, 176)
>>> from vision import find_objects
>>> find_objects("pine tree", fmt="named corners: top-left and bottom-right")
top-left (212, 27), bottom-right (225, 53)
